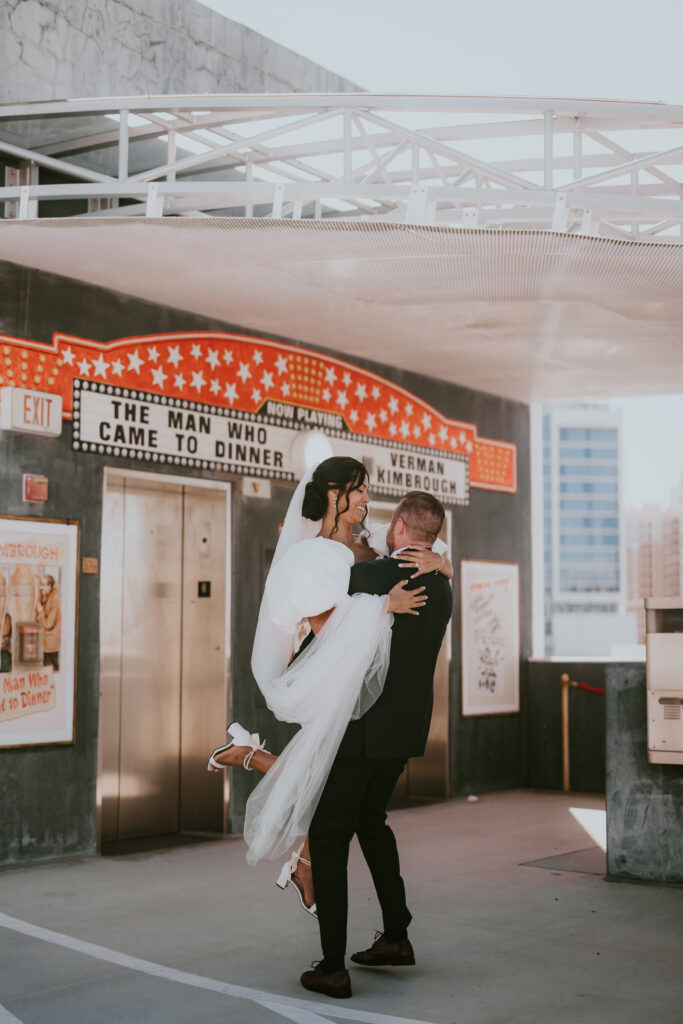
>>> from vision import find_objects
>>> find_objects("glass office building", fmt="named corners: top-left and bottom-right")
top-left (543, 404), bottom-right (634, 655)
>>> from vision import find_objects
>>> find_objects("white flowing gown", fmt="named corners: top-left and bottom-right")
top-left (243, 467), bottom-right (449, 865)
top-left (244, 534), bottom-right (392, 864)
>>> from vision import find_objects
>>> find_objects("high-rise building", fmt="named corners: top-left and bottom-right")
top-left (626, 504), bottom-right (665, 642)
top-left (543, 403), bottom-right (636, 655)
top-left (626, 475), bottom-right (683, 641)
top-left (663, 476), bottom-right (683, 598)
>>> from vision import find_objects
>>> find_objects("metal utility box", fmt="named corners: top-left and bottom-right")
top-left (645, 597), bottom-right (683, 765)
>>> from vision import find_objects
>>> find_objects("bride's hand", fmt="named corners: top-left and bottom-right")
top-left (387, 579), bottom-right (427, 615)
top-left (397, 546), bottom-right (443, 578)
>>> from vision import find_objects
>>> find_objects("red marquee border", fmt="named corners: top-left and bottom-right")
top-left (0, 330), bottom-right (517, 493)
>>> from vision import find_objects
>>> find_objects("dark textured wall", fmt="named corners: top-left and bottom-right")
top-left (605, 663), bottom-right (683, 884)
top-left (527, 660), bottom-right (607, 794)
top-left (0, 261), bottom-right (531, 858)
top-left (0, 429), bottom-right (102, 862)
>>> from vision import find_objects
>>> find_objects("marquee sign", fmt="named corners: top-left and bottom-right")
top-left (0, 330), bottom-right (517, 494)
top-left (73, 381), bottom-right (469, 503)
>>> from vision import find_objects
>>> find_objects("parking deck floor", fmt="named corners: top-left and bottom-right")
top-left (0, 789), bottom-right (680, 1024)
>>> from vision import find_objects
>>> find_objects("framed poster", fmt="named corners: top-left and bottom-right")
top-left (0, 517), bottom-right (80, 748)
top-left (461, 559), bottom-right (520, 716)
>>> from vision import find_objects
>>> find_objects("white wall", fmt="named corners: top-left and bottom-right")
top-left (0, 0), bottom-right (361, 104)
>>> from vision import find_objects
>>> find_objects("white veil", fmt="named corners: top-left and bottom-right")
top-left (250, 464), bottom-right (320, 690)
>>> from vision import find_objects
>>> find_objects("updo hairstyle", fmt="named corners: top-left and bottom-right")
top-left (302, 456), bottom-right (368, 537)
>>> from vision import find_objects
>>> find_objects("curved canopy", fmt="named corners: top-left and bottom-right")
top-left (1, 94), bottom-right (681, 403)
top-left (2, 216), bottom-right (681, 403)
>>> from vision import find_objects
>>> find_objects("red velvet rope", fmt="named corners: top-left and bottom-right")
top-left (572, 681), bottom-right (605, 695)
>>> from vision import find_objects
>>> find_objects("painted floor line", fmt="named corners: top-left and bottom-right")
top-left (0, 912), bottom-right (437, 1024)
top-left (0, 1004), bottom-right (24, 1024)
top-left (260, 1001), bottom-right (337, 1024)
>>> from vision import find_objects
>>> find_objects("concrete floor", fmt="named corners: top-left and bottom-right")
top-left (0, 789), bottom-right (680, 1024)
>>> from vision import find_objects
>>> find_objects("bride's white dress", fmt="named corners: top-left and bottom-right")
top-left (244, 534), bottom-right (392, 864)
top-left (243, 467), bottom-right (449, 865)
top-left (243, 459), bottom-right (399, 865)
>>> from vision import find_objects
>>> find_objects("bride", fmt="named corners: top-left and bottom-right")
top-left (207, 456), bottom-right (450, 912)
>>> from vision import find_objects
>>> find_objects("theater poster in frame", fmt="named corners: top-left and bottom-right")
top-left (461, 559), bottom-right (520, 717)
top-left (0, 516), bottom-right (80, 748)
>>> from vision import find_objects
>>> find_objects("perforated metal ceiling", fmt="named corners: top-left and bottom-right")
top-left (1, 217), bottom-right (681, 403)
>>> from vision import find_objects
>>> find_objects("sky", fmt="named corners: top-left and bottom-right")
top-left (201, 0), bottom-right (683, 510)
top-left (611, 396), bottom-right (683, 509)
top-left (202, 1), bottom-right (683, 103)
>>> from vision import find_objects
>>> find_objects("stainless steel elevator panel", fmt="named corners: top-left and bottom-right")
top-left (99, 475), bottom-right (125, 841)
top-left (369, 504), bottom-right (452, 801)
top-left (99, 473), bottom-right (228, 844)
top-left (180, 488), bottom-right (227, 832)
top-left (119, 478), bottom-right (183, 838)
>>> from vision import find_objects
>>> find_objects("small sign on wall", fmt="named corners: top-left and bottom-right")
top-left (461, 560), bottom-right (520, 716)
top-left (0, 516), bottom-right (79, 748)
top-left (240, 478), bottom-right (272, 499)
top-left (0, 387), bottom-right (62, 437)
top-left (22, 475), bottom-right (48, 504)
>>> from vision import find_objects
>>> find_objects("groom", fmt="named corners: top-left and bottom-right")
top-left (301, 491), bottom-right (453, 999)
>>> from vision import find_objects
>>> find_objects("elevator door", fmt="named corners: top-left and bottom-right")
top-left (99, 474), bottom-right (228, 843)
top-left (371, 506), bottom-right (452, 801)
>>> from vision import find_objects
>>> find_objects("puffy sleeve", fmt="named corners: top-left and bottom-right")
top-left (263, 537), bottom-right (353, 634)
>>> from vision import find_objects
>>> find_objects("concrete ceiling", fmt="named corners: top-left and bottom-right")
top-left (1, 216), bottom-right (682, 404)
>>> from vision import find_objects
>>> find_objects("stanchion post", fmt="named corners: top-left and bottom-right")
top-left (560, 672), bottom-right (571, 792)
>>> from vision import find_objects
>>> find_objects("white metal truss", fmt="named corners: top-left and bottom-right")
top-left (1, 94), bottom-right (683, 240)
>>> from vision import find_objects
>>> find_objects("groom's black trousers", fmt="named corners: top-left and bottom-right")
top-left (309, 754), bottom-right (412, 958)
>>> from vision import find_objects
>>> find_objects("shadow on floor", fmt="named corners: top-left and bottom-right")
top-left (521, 845), bottom-right (606, 876)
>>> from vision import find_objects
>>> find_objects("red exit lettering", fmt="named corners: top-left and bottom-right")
top-left (23, 393), bottom-right (54, 428)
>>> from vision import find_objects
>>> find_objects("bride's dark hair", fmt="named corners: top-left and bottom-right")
top-left (302, 456), bottom-right (368, 537)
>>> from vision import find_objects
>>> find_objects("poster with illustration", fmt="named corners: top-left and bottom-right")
top-left (0, 518), bottom-right (79, 747)
top-left (461, 560), bottom-right (519, 716)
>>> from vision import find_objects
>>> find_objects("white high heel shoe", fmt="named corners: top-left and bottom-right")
top-left (276, 842), bottom-right (318, 918)
top-left (206, 721), bottom-right (265, 773)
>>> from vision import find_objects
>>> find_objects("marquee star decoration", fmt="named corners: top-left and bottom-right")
top-left (0, 330), bottom-right (516, 492)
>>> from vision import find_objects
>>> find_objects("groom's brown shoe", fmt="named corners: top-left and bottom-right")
top-left (351, 932), bottom-right (415, 967)
top-left (300, 963), bottom-right (352, 998)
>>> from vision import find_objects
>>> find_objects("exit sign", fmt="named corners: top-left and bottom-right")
top-left (0, 386), bottom-right (63, 436)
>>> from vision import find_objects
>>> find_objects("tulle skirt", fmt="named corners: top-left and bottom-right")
top-left (243, 592), bottom-right (391, 864)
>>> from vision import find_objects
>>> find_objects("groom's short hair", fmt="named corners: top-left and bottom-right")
top-left (395, 491), bottom-right (445, 544)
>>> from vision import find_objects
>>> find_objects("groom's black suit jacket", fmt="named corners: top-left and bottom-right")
top-left (339, 556), bottom-right (453, 761)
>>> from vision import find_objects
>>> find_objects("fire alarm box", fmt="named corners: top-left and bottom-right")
top-left (23, 474), bottom-right (48, 503)
top-left (644, 597), bottom-right (683, 765)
